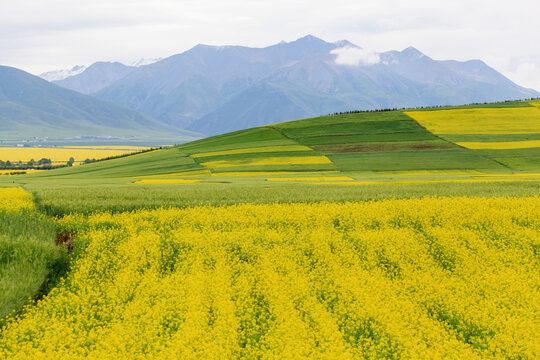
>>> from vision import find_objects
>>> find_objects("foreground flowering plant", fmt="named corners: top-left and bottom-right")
top-left (1, 197), bottom-right (539, 359)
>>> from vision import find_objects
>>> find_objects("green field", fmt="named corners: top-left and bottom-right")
top-left (0, 189), bottom-right (65, 326)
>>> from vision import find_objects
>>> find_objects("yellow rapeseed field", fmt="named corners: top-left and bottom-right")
top-left (0, 146), bottom-right (149, 165)
top-left (200, 155), bottom-right (333, 168)
top-left (376, 170), bottom-right (481, 175)
top-left (0, 187), bottom-right (35, 212)
top-left (133, 179), bottom-right (201, 184)
top-left (210, 171), bottom-right (340, 176)
top-left (58, 146), bottom-right (148, 150)
top-left (317, 178), bottom-right (540, 186)
top-left (404, 107), bottom-right (540, 134)
top-left (472, 173), bottom-right (540, 178)
top-left (456, 140), bottom-right (540, 149)
top-left (191, 145), bottom-right (312, 158)
top-left (267, 176), bottom-right (354, 182)
top-left (1, 198), bottom-right (538, 359)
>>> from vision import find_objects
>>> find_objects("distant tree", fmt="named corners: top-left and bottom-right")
top-left (6, 160), bottom-right (12, 168)
top-left (27, 159), bottom-right (35, 167)
top-left (67, 157), bottom-right (75, 166)
top-left (38, 158), bottom-right (52, 165)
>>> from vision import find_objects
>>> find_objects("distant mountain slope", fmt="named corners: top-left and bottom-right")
top-left (53, 62), bottom-right (135, 94)
top-left (0, 66), bottom-right (201, 141)
top-left (50, 35), bottom-right (539, 136)
top-left (39, 65), bottom-right (86, 82)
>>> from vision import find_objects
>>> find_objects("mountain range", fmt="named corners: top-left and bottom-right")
top-left (7, 35), bottom-right (539, 139)
top-left (40, 35), bottom-right (537, 136)
top-left (0, 65), bottom-right (200, 141)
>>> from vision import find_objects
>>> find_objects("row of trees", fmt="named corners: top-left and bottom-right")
top-left (330, 98), bottom-right (540, 116)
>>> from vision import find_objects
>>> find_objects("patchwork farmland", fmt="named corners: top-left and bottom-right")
top-left (19, 99), bottom-right (539, 186)
top-left (1, 100), bottom-right (539, 359)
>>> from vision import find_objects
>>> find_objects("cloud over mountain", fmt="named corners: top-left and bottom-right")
top-left (331, 46), bottom-right (380, 66)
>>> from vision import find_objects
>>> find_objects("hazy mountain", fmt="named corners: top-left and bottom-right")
top-left (40, 65), bottom-right (86, 81)
top-left (130, 58), bottom-right (163, 67)
top-left (93, 35), bottom-right (353, 130)
top-left (40, 58), bottom-right (161, 94)
top-left (0, 65), bottom-right (200, 141)
top-left (52, 35), bottom-right (537, 136)
top-left (54, 62), bottom-right (135, 94)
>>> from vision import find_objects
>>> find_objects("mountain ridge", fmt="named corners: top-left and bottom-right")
top-left (40, 35), bottom-right (539, 136)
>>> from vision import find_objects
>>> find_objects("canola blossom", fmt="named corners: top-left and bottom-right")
top-left (133, 179), bottom-right (202, 184)
top-left (1, 198), bottom-right (539, 359)
top-left (456, 140), bottom-right (540, 149)
top-left (316, 178), bottom-right (540, 186)
top-left (405, 107), bottom-right (540, 134)
top-left (266, 176), bottom-right (354, 182)
top-left (210, 171), bottom-right (341, 177)
top-left (200, 155), bottom-right (333, 168)
top-left (472, 173), bottom-right (540, 178)
top-left (56, 146), bottom-right (149, 150)
top-left (0, 187), bottom-right (35, 212)
top-left (190, 145), bottom-right (312, 158)
top-left (375, 170), bottom-right (481, 175)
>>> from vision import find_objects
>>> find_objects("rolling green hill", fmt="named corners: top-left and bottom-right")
top-left (18, 99), bottom-right (540, 179)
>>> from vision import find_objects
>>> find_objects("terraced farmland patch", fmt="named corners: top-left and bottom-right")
top-left (456, 140), bottom-right (540, 149)
top-left (311, 139), bottom-right (456, 153)
top-left (404, 107), bottom-right (540, 135)
top-left (199, 155), bottom-right (334, 168)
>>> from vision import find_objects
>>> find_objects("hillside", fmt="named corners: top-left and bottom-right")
top-left (20, 99), bottom-right (540, 182)
top-left (49, 35), bottom-right (539, 136)
top-left (0, 66), bottom-right (201, 142)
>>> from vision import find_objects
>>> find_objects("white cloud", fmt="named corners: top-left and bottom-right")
top-left (331, 46), bottom-right (380, 66)
top-left (0, 0), bottom-right (538, 93)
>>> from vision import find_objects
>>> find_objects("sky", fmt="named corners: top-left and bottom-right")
top-left (1, 0), bottom-right (539, 91)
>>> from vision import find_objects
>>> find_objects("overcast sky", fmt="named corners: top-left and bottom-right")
top-left (1, 0), bottom-right (539, 91)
